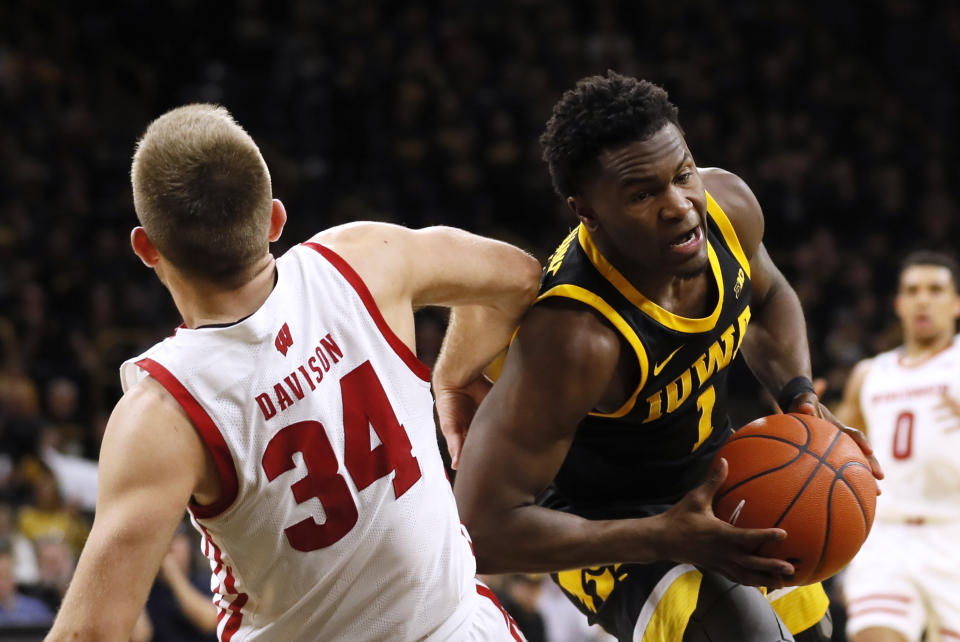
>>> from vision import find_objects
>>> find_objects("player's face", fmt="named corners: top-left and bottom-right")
top-left (575, 123), bottom-right (709, 278)
top-left (895, 265), bottom-right (960, 343)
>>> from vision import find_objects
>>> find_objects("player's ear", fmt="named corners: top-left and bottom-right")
top-left (269, 199), bottom-right (287, 243)
top-left (568, 195), bottom-right (599, 232)
top-left (130, 227), bottom-right (160, 268)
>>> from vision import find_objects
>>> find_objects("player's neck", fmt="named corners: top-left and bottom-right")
top-left (901, 332), bottom-right (954, 365)
top-left (169, 255), bottom-right (278, 329)
top-left (602, 242), bottom-right (714, 317)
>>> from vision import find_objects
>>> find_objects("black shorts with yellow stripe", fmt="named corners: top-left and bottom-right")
top-left (554, 561), bottom-right (829, 642)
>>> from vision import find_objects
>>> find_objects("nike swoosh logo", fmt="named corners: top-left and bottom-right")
top-left (728, 499), bottom-right (746, 526)
top-left (653, 346), bottom-right (683, 376)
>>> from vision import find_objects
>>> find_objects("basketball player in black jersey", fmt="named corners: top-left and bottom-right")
top-left (440, 72), bottom-right (883, 641)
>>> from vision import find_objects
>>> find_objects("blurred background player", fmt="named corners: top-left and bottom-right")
top-left (836, 251), bottom-right (960, 642)
top-left (450, 72), bottom-right (878, 642)
top-left (45, 104), bottom-right (539, 641)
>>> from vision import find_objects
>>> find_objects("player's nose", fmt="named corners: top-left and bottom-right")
top-left (659, 184), bottom-right (692, 221)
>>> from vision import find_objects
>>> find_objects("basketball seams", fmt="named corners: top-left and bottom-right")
top-left (834, 461), bottom-right (873, 525)
top-left (714, 413), bottom-right (876, 586)
top-left (811, 471), bottom-right (840, 581)
top-left (714, 443), bottom-right (805, 504)
top-left (715, 416), bottom-right (812, 504)
top-left (812, 461), bottom-right (872, 581)
top-left (771, 417), bottom-right (843, 530)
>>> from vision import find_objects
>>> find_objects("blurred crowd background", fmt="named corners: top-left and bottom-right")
top-left (2, 0), bottom-right (959, 639)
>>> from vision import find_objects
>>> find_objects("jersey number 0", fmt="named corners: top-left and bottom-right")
top-left (261, 360), bottom-right (423, 551)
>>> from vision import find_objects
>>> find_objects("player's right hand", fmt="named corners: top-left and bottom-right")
top-left (658, 458), bottom-right (796, 589)
top-left (433, 377), bottom-right (492, 469)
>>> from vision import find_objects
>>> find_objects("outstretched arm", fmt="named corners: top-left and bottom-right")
top-left (46, 379), bottom-right (209, 641)
top-left (454, 300), bottom-right (795, 587)
top-left (315, 223), bottom-right (541, 467)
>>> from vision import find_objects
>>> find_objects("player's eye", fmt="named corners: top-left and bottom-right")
top-left (630, 191), bottom-right (650, 203)
top-left (675, 172), bottom-right (693, 185)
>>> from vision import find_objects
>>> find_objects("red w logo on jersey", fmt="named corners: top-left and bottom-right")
top-left (275, 323), bottom-right (293, 356)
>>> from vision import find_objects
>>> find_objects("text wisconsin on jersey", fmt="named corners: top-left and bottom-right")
top-left (255, 333), bottom-right (344, 419)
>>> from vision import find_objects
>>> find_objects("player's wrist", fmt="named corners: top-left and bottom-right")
top-left (777, 376), bottom-right (815, 412)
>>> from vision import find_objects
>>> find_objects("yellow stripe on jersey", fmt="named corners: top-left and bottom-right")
top-left (641, 567), bottom-right (703, 642)
top-left (537, 284), bottom-right (649, 418)
top-left (576, 226), bottom-right (725, 334)
top-left (768, 583), bottom-right (830, 635)
top-left (704, 190), bottom-right (751, 278)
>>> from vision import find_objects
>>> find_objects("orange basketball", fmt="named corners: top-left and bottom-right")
top-left (713, 413), bottom-right (877, 585)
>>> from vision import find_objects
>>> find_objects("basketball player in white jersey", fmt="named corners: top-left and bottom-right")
top-left (836, 251), bottom-right (960, 642)
top-left (45, 104), bottom-right (539, 641)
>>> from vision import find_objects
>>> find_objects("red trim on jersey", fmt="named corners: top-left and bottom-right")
top-left (941, 630), bottom-right (960, 640)
top-left (847, 593), bottom-right (913, 606)
top-left (476, 582), bottom-right (525, 641)
top-left (137, 358), bottom-right (239, 518)
top-left (196, 523), bottom-right (248, 642)
top-left (847, 606), bottom-right (910, 619)
top-left (302, 242), bottom-right (431, 382)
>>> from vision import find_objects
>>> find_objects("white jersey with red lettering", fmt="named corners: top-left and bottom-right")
top-left (845, 339), bottom-right (960, 642)
top-left (120, 241), bottom-right (523, 642)
top-left (858, 336), bottom-right (960, 522)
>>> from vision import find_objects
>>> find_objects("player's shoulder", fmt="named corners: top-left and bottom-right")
top-left (525, 297), bottom-right (624, 369)
top-left (699, 167), bottom-right (763, 257)
top-left (307, 221), bottom-right (412, 252)
top-left (105, 376), bottom-right (196, 457)
top-left (849, 356), bottom-right (878, 382)
top-left (116, 376), bottom-right (191, 427)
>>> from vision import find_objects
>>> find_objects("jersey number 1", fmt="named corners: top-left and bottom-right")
top-left (261, 361), bottom-right (422, 551)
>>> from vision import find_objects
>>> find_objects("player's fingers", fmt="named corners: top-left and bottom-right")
top-left (730, 525), bottom-right (788, 554)
top-left (724, 563), bottom-right (790, 590)
top-left (696, 458), bottom-right (728, 503)
top-left (813, 377), bottom-right (828, 398)
top-left (842, 426), bottom-right (884, 479)
top-left (793, 401), bottom-right (818, 416)
top-left (446, 431), bottom-right (464, 470)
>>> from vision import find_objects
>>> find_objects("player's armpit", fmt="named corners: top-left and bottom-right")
top-left (45, 378), bottom-right (209, 642)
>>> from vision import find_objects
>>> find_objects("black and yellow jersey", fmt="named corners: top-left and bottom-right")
top-left (537, 191), bottom-right (752, 518)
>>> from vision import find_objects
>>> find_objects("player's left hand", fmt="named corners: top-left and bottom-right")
top-left (790, 390), bottom-right (884, 481)
top-left (434, 377), bottom-right (492, 470)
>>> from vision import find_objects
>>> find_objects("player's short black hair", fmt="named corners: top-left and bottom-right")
top-left (539, 71), bottom-right (681, 197)
top-left (900, 250), bottom-right (960, 290)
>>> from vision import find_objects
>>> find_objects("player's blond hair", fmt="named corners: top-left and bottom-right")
top-left (131, 104), bottom-right (273, 286)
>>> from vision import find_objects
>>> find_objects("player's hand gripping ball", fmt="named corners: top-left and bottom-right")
top-left (713, 413), bottom-right (877, 585)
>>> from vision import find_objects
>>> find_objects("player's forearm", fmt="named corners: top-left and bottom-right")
top-left (741, 275), bottom-right (812, 398)
top-left (464, 503), bottom-right (666, 574)
top-left (433, 302), bottom-right (532, 388)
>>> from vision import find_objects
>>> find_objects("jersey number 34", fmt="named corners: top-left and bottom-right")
top-left (261, 360), bottom-right (422, 551)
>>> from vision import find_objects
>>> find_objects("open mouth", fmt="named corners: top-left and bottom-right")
top-left (669, 225), bottom-right (702, 249)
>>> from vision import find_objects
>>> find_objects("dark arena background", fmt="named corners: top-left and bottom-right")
top-left (1, 1), bottom-right (958, 640)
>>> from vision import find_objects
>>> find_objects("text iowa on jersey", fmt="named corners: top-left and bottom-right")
top-left (641, 307), bottom-right (751, 423)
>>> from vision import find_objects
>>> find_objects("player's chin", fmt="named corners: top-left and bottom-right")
top-left (670, 252), bottom-right (710, 279)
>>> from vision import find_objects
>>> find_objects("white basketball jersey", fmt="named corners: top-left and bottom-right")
top-left (859, 337), bottom-right (960, 522)
top-left (120, 242), bottom-right (479, 641)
